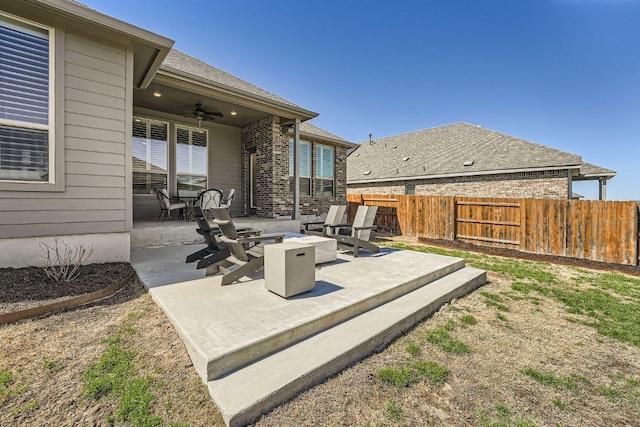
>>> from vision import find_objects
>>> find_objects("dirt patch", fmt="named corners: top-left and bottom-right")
top-left (0, 262), bottom-right (134, 315)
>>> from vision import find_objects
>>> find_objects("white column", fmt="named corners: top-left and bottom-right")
top-left (599, 178), bottom-right (607, 201)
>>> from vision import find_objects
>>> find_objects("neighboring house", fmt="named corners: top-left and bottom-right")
top-left (0, 0), bottom-right (353, 267)
top-left (347, 122), bottom-right (615, 200)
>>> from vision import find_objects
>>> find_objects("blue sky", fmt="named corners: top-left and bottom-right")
top-left (81, 0), bottom-right (639, 200)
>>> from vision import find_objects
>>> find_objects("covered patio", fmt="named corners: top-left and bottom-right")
top-left (132, 50), bottom-right (355, 224)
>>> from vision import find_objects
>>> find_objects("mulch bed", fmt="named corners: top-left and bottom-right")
top-left (416, 237), bottom-right (640, 276)
top-left (0, 262), bottom-right (135, 315)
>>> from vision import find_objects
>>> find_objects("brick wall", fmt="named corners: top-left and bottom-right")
top-left (241, 115), bottom-right (348, 217)
top-left (347, 170), bottom-right (570, 199)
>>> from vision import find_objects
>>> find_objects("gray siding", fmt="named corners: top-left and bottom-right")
top-left (209, 124), bottom-right (242, 216)
top-left (0, 31), bottom-right (128, 239)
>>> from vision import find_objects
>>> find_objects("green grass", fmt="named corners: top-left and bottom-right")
top-left (552, 398), bottom-right (572, 411)
top-left (0, 370), bottom-right (14, 397)
top-left (496, 313), bottom-right (508, 322)
top-left (43, 360), bottom-right (58, 371)
top-left (377, 360), bottom-right (450, 388)
top-left (414, 361), bottom-right (450, 385)
top-left (8, 400), bottom-right (37, 417)
top-left (460, 314), bottom-right (478, 325)
top-left (385, 398), bottom-right (405, 421)
top-left (521, 367), bottom-right (577, 391)
top-left (393, 241), bottom-right (640, 349)
top-left (83, 322), bottom-right (163, 426)
top-left (426, 321), bottom-right (472, 355)
top-left (475, 404), bottom-right (538, 427)
top-left (405, 342), bottom-right (421, 357)
top-left (597, 385), bottom-right (623, 401)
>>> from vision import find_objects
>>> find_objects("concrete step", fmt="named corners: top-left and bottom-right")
top-left (204, 255), bottom-right (465, 380)
top-left (208, 266), bottom-right (487, 427)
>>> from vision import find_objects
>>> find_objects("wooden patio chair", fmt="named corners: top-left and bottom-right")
top-left (327, 205), bottom-right (379, 257)
top-left (185, 206), bottom-right (230, 269)
top-left (303, 205), bottom-right (347, 236)
top-left (209, 207), bottom-right (284, 285)
top-left (186, 206), bottom-right (261, 270)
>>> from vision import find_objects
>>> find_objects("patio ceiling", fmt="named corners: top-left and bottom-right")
top-left (134, 82), bottom-right (271, 128)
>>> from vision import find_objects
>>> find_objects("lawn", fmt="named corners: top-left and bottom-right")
top-left (1, 237), bottom-right (639, 426)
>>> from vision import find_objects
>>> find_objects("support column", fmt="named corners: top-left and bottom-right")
top-left (599, 178), bottom-right (607, 201)
top-left (292, 118), bottom-right (301, 220)
top-left (567, 169), bottom-right (573, 199)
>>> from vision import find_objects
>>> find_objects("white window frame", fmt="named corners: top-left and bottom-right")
top-left (175, 124), bottom-right (208, 192)
top-left (289, 139), bottom-right (311, 197)
top-left (132, 117), bottom-right (169, 195)
top-left (0, 12), bottom-right (55, 187)
top-left (314, 143), bottom-right (335, 197)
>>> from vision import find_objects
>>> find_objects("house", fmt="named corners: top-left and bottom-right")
top-left (0, 0), bottom-right (354, 268)
top-left (347, 122), bottom-right (615, 200)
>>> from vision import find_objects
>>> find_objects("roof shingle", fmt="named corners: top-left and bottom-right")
top-left (348, 122), bottom-right (592, 182)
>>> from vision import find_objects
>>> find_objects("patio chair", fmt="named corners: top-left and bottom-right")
top-left (303, 205), bottom-right (347, 236)
top-left (186, 206), bottom-right (261, 269)
top-left (185, 206), bottom-right (230, 269)
top-left (209, 207), bottom-right (284, 285)
top-left (327, 205), bottom-right (379, 257)
top-left (196, 188), bottom-right (223, 219)
top-left (153, 188), bottom-right (187, 222)
top-left (219, 188), bottom-right (236, 210)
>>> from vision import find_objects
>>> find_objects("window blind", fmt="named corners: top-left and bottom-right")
top-left (132, 118), bottom-right (168, 194)
top-left (289, 140), bottom-right (311, 196)
top-left (0, 15), bottom-right (50, 182)
top-left (176, 126), bottom-right (207, 191)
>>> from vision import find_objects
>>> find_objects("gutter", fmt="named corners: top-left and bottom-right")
top-left (348, 164), bottom-right (582, 185)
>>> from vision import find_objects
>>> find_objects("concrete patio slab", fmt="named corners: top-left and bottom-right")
top-left (131, 243), bottom-right (486, 427)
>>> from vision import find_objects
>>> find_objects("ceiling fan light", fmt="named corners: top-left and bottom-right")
top-left (230, 110), bottom-right (237, 116)
top-left (153, 90), bottom-right (162, 97)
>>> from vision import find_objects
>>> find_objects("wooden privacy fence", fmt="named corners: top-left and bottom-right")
top-left (347, 194), bottom-right (640, 266)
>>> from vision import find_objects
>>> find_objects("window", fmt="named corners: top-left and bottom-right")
top-left (289, 139), bottom-right (311, 196)
top-left (0, 13), bottom-right (53, 182)
top-left (132, 118), bottom-right (168, 194)
top-left (315, 144), bottom-right (334, 196)
top-left (405, 183), bottom-right (416, 195)
top-left (176, 125), bottom-right (207, 192)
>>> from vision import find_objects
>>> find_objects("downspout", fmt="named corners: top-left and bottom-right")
top-left (292, 118), bottom-right (301, 220)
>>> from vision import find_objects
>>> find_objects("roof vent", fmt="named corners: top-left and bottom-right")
top-left (402, 157), bottom-right (409, 162)
top-left (463, 160), bottom-right (474, 166)
top-left (392, 145), bottom-right (397, 149)
top-left (363, 170), bottom-right (371, 175)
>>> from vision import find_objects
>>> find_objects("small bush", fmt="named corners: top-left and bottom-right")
top-left (40, 239), bottom-right (94, 282)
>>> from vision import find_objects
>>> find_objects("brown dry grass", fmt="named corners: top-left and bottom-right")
top-left (1, 238), bottom-right (639, 427)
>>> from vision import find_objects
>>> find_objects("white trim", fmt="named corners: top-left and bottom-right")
top-left (348, 165), bottom-right (582, 185)
top-left (175, 124), bottom-right (208, 188)
top-left (0, 11), bottom-right (55, 184)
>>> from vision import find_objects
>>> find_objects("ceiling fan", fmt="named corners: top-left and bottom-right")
top-left (188, 103), bottom-right (223, 127)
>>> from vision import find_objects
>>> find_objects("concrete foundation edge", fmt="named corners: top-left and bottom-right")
top-left (0, 232), bottom-right (131, 268)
